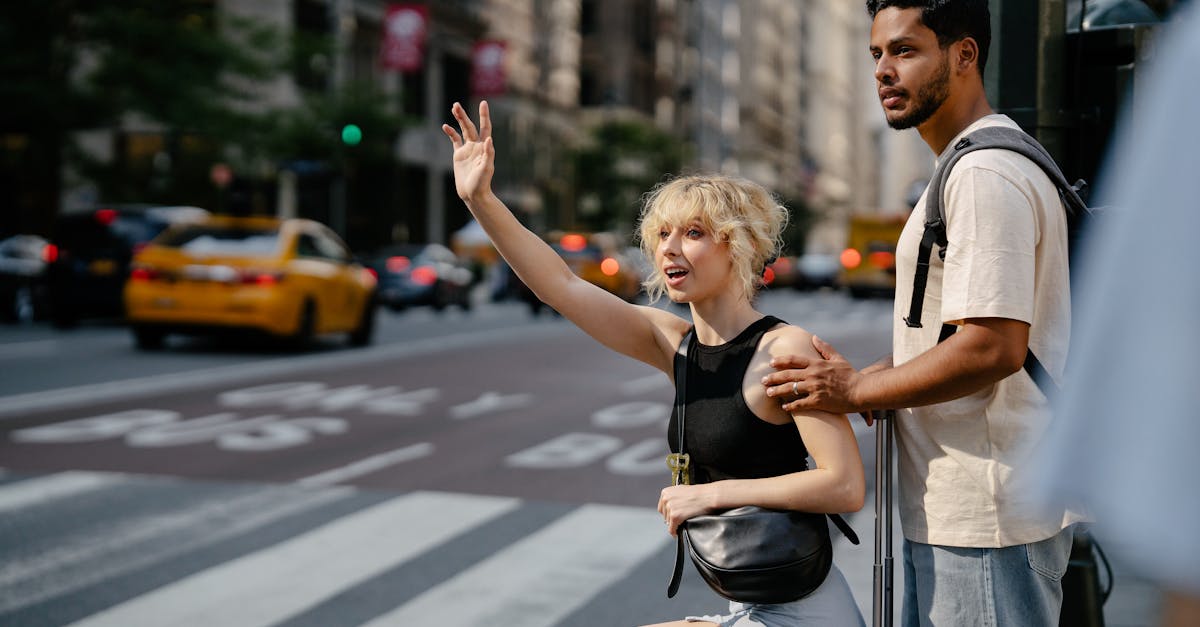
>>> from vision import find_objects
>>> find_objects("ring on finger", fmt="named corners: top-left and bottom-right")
top-left (792, 381), bottom-right (799, 396)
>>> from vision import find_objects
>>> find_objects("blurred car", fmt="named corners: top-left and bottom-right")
top-left (0, 234), bottom-right (51, 323)
top-left (762, 256), bottom-right (799, 289)
top-left (838, 213), bottom-right (905, 298)
top-left (367, 243), bottom-right (473, 312)
top-left (514, 232), bottom-right (643, 315)
top-left (45, 204), bottom-right (211, 327)
top-left (794, 252), bottom-right (841, 290)
top-left (124, 216), bottom-right (377, 350)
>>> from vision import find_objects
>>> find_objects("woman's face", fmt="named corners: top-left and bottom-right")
top-left (655, 220), bottom-right (734, 303)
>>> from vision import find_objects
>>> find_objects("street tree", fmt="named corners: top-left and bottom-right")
top-left (572, 119), bottom-right (686, 236)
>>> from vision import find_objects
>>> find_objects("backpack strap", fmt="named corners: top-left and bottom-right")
top-left (907, 125), bottom-right (1085, 398)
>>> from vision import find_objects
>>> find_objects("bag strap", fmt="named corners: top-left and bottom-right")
top-left (666, 327), bottom-right (860, 599)
top-left (667, 329), bottom-right (693, 599)
top-left (906, 126), bottom-right (1085, 398)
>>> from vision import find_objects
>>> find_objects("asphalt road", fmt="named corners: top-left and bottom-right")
top-left (0, 290), bottom-right (905, 626)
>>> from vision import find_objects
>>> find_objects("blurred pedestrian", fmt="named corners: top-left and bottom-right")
top-left (1035, 3), bottom-right (1200, 626)
top-left (443, 101), bottom-right (866, 626)
top-left (761, 1), bottom-right (1083, 625)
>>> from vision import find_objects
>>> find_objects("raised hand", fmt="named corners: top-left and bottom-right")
top-left (441, 101), bottom-right (495, 203)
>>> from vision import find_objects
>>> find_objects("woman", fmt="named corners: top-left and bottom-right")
top-left (443, 101), bottom-right (866, 626)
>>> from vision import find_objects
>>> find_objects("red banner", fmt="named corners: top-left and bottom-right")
top-left (380, 4), bottom-right (428, 73)
top-left (470, 40), bottom-right (507, 98)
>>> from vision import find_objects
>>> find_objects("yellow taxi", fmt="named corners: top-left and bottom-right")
top-left (508, 232), bottom-right (644, 315)
top-left (838, 213), bottom-right (906, 298)
top-left (557, 232), bottom-right (643, 302)
top-left (124, 216), bottom-right (377, 349)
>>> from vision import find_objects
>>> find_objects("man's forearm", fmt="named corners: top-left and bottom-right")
top-left (854, 322), bottom-right (1026, 410)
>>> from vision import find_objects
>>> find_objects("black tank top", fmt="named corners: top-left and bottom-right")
top-left (667, 315), bottom-right (810, 483)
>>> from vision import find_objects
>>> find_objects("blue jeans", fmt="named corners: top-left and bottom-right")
top-left (901, 526), bottom-right (1075, 627)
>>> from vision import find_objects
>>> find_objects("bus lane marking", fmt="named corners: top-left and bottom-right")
top-left (296, 443), bottom-right (435, 488)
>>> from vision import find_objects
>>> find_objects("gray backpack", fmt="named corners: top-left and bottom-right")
top-left (903, 125), bottom-right (1098, 397)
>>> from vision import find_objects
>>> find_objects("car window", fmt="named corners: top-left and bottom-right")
top-left (159, 226), bottom-right (281, 256)
top-left (110, 216), bottom-right (167, 246)
top-left (312, 232), bottom-right (351, 263)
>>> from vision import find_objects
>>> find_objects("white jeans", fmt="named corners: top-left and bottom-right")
top-left (687, 564), bottom-right (865, 627)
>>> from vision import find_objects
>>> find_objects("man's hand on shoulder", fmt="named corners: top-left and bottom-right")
top-left (762, 335), bottom-right (866, 416)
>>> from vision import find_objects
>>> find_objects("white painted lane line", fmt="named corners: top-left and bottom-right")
top-left (0, 471), bottom-right (124, 514)
top-left (364, 503), bottom-right (670, 627)
top-left (66, 491), bottom-right (519, 627)
top-left (0, 323), bottom-right (575, 419)
top-left (295, 442), bottom-right (434, 488)
top-left (0, 483), bottom-right (354, 614)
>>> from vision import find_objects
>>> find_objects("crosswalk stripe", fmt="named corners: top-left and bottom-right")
top-left (0, 470), bottom-right (123, 514)
top-left (0, 479), bottom-right (356, 615)
top-left (363, 503), bottom-right (670, 627)
top-left (65, 490), bottom-right (519, 627)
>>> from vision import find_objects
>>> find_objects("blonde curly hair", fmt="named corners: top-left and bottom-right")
top-left (637, 174), bottom-right (788, 303)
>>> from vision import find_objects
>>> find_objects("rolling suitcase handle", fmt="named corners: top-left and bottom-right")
top-left (873, 409), bottom-right (896, 627)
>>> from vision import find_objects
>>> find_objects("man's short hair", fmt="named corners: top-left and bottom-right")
top-left (865, 0), bottom-right (991, 75)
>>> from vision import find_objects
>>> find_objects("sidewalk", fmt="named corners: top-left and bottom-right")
top-left (835, 490), bottom-right (1163, 626)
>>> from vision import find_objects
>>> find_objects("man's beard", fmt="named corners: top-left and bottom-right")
top-left (886, 55), bottom-right (951, 130)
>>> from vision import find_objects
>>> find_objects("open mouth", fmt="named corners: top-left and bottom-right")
top-left (664, 267), bottom-right (689, 285)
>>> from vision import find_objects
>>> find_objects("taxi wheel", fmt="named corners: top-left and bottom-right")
top-left (132, 326), bottom-right (166, 351)
top-left (348, 300), bottom-right (376, 347)
top-left (290, 300), bottom-right (316, 348)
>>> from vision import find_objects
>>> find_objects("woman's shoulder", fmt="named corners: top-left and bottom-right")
top-left (759, 321), bottom-right (820, 358)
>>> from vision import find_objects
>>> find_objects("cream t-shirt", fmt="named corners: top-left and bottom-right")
top-left (892, 114), bottom-right (1082, 548)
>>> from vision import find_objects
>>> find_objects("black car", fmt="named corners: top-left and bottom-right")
top-left (45, 205), bottom-right (210, 327)
top-left (367, 243), bottom-right (473, 312)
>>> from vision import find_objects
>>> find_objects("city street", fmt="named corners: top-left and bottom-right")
top-left (0, 291), bottom-right (1155, 625)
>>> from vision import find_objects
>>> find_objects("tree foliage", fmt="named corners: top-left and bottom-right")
top-left (572, 119), bottom-right (686, 234)
top-left (0, 1), bottom-right (407, 234)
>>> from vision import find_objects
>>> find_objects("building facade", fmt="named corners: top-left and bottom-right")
top-left (57, 0), bottom-right (917, 256)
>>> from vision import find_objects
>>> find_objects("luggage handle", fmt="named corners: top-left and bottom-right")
top-left (873, 409), bottom-right (896, 627)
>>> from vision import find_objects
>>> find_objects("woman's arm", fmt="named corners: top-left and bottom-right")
top-left (658, 328), bottom-right (866, 535)
top-left (658, 410), bottom-right (866, 535)
top-left (444, 101), bottom-right (686, 372)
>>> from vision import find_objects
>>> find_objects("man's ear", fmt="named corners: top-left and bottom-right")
top-left (955, 37), bottom-right (980, 75)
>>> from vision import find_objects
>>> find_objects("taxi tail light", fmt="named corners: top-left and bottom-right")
top-left (41, 243), bottom-right (59, 264)
top-left (364, 267), bottom-right (378, 282)
top-left (840, 248), bottom-right (862, 269)
top-left (600, 257), bottom-right (620, 276)
top-left (868, 251), bottom-right (895, 270)
top-left (130, 266), bottom-right (162, 282)
top-left (560, 233), bottom-right (588, 252)
top-left (240, 270), bottom-right (284, 286)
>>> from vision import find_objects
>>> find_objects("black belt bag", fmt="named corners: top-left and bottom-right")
top-left (665, 330), bottom-right (858, 604)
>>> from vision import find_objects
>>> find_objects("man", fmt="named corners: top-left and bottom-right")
top-left (761, 2), bottom-right (1082, 626)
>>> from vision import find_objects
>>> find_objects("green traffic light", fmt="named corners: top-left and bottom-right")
top-left (341, 124), bottom-right (362, 146)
